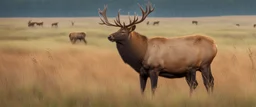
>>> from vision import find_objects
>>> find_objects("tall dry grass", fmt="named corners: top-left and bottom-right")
top-left (0, 46), bottom-right (255, 107)
top-left (0, 16), bottom-right (256, 106)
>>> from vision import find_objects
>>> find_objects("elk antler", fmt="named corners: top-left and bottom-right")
top-left (98, 5), bottom-right (123, 27)
top-left (98, 1), bottom-right (155, 28)
top-left (125, 1), bottom-right (155, 28)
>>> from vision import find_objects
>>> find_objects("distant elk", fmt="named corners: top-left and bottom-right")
top-left (146, 21), bottom-right (150, 25)
top-left (253, 24), bottom-right (256, 28)
top-left (28, 20), bottom-right (36, 27)
top-left (99, 2), bottom-right (217, 96)
top-left (71, 21), bottom-right (74, 26)
top-left (152, 21), bottom-right (160, 25)
top-left (69, 32), bottom-right (87, 44)
top-left (192, 21), bottom-right (198, 25)
top-left (51, 22), bottom-right (58, 27)
top-left (236, 24), bottom-right (240, 27)
top-left (36, 22), bottom-right (44, 27)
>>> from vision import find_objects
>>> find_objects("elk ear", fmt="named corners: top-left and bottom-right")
top-left (128, 25), bottom-right (136, 32)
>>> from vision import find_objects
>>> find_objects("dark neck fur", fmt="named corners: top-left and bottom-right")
top-left (115, 31), bottom-right (148, 73)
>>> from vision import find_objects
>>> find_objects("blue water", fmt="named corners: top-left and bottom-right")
top-left (0, 0), bottom-right (256, 17)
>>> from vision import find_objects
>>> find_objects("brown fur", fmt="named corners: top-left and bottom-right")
top-left (28, 20), bottom-right (36, 27)
top-left (129, 32), bottom-right (148, 59)
top-left (153, 21), bottom-right (160, 25)
top-left (36, 22), bottom-right (44, 26)
top-left (146, 21), bottom-right (150, 25)
top-left (69, 32), bottom-right (87, 44)
top-left (143, 35), bottom-right (217, 72)
top-left (192, 21), bottom-right (198, 25)
top-left (52, 22), bottom-right (58, 27)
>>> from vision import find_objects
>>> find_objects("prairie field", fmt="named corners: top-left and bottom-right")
top-left (0, 16), bottom-right (256, 107)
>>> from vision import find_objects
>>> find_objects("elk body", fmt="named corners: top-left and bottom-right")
top-left (99, 2), bottom-right (218, 96)
top-left (153, 21), bottom-right (159, 25)
top-left (36, 22), bottom-right (44, 27)
top-left (192, 21), bottom-right (198, 25)
top-left (69, 32), bottom-right (87, 44)
top-left (52, 22), bottom-right (58, 27)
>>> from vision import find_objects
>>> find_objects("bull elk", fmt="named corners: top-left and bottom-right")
top-left (69, 32), bottom-right (87, 44)
top-left (98, 1), bottom-right (218, 96)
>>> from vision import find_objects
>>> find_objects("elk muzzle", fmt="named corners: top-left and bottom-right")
top-left (108, 35), bottom-right (115, 42)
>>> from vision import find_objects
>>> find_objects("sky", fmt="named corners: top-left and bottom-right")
top-left (0, 0), bottom-right (256, 17)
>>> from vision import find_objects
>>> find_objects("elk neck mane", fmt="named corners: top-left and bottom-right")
top-left (115, 31), bottom-right (148, 72)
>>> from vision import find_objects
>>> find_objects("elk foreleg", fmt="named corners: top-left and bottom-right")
top-left (73, 39), bottom-right (77, 44)
top-left (200, 65), bottom-right (214, 95)
top-left (139, 73), bottom-right (148, 95)
top-left (69, 37), bottom-right (73, 43)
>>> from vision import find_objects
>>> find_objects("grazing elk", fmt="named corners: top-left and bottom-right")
top-left (99, 2), bottom-right (218, 96)
top-left (28, 20), bottom-right (36, 27)
top-left (36, 22), bottom-right (44, 27)
top-left (52, 22), bottom-right (58, 27)
top-left (192, 21), bottom-right (198, 25)
top-left (69, 32), bottom-right (87, 44)
top-left (153, 21), bottom-right (159, 25)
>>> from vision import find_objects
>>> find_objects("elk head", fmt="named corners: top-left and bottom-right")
top-left (98, 2), bottom-right (154, 42)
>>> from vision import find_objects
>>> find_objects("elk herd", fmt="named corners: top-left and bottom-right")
top-left (28, 20), bottom-right (86, 44)
top-left (22, 1), bottom-right (256, 97)
top-left (27, 20), bottom-right (75, 28)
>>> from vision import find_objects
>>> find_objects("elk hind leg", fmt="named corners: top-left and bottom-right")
top-left (200, 65), bottom-right (214, 94)
top-left (185, 69), bottom-right (198, 97)
top-left (82, 38), bottom-right (87, 44)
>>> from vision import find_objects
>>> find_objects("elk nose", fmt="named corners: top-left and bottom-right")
top-left (108, 35), bottom-right (114, 42)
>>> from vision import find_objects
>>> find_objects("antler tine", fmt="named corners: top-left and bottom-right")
top-left (98, 5), bottom-right (122, 27)
top-left (127, 12), bottom-right (138, 26)
top-left (125, 1), bottom-right (155, 27)
top-left (128, 12), bottom-right (132, 24)
top-left (116, 9), bottom-right (123, 27)
top-left (149, 2), bottom-right (155, 13)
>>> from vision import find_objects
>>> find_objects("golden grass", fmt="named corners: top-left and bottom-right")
top-left (0, 16), bottom-right (256, 107)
